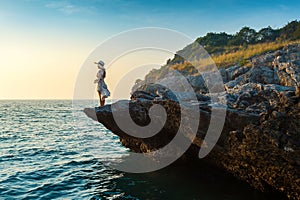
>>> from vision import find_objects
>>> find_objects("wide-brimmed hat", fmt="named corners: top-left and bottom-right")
top-left (94, 60), bottom-right (105, 68)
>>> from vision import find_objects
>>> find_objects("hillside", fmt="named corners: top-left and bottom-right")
top-left (132, 21), bottom-right (300, 90)
top-left (168, 20), bottom-right (300, 68)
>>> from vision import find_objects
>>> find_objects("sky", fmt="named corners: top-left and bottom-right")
top-left (0, 0), bottom-right (300, 99)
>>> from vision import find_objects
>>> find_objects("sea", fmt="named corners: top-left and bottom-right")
top-left (0, 100), bottom-right (285, 200)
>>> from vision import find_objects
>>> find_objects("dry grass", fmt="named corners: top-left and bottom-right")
top-left (170, 62), bottom-right (196, 73)
top-left (211, 40), bottom-right (300, 68)
top-left (168, 40), bottom-right (300, 73)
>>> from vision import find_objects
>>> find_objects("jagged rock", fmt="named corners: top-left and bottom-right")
top-left (130, 90), bottom-right (158, 100)
top-left (186, 74), bottom-right (207, 92)
top-left (225, 74), bottom-right (248, 89)
top-left (249, 66), bottom-right (280, 84)
top-left (221, 65), bottom-right (250, 82)
top-left (85, 43), bottom-right (300, 199)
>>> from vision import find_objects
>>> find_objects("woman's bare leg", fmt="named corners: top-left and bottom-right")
top-left (98, 91), bottom-right (102, 106)
top-left (101, 97), bottom-right (105, 106)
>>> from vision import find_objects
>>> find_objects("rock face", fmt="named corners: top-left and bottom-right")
top-left (84, 44), bottom-right (300, 199)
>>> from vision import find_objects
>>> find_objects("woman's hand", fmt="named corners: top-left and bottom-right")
top-left (94, 79), bottom-right (98, 84)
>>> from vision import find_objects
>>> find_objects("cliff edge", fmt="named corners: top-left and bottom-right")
top-left (84, 44), bottom-right (300, 199)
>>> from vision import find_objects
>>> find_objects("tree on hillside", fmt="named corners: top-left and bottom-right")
top-left (166, 20), bottom-right (300, 64)
top-left (292, 23), bottom-right (300, 40)
top-left (280, 20), bottom-right (299, 40)
top-left (257, 26), bottom-right (279, 42)
top-left (229, 27), bottom-right (257, 45)
top-left (196, 32), bottom-right (233, 47)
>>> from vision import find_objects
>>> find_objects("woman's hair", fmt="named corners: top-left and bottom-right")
top-left (103, 70), bottom-right (106, 79)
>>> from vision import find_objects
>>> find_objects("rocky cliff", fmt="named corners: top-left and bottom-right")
top-left (84, 44), bottom-right (300, 199)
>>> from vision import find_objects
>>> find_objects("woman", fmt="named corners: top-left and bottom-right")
top-left (94, 60), bottom-right (110, 106)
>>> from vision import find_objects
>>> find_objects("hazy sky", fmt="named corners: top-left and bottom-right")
top-left (1, 0), bottom-right (300, 99)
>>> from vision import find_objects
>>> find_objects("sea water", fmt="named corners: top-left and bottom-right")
top-left (0, 100), bottom-right (284, 199)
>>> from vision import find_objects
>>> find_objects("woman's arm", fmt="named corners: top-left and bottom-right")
top-left (94, 70), bottom-right (101, 83)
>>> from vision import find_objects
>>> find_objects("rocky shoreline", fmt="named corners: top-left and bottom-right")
top-left (84, 44), bottom-right (300, 199)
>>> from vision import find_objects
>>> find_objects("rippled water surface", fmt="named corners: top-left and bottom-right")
top-left (0, 100), bottom-right (284, 199)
